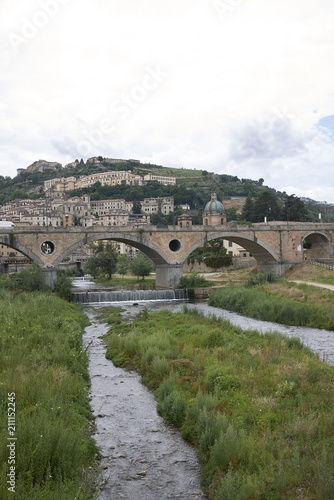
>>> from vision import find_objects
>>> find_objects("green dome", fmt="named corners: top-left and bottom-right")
top-left (203, 193), bottom-right (224, 213)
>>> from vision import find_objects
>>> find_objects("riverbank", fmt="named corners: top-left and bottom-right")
top-left (103, 305), bottom-right (334, 499)
top-left (207, 263), bottom-right (334, 331)
top-left (0, 289), bottom-right (97, 499)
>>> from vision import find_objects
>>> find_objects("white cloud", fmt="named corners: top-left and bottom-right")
top-left (1, 0), bottom-right (334, 200)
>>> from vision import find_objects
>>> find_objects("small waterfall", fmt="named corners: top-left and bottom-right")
top-left (72, 275), bottom-right (94, 282)
top-left (72, 289), bottom-right (189, 303)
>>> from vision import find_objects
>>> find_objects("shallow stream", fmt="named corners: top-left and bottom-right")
top-left (84, 306), bottom-right (206, 500)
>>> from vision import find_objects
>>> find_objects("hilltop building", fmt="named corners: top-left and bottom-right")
top-left (17, 159), bottom-right (60, 176)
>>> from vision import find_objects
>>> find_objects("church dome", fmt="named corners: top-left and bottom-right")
top-left (203, 193), bottom-right (224, 213)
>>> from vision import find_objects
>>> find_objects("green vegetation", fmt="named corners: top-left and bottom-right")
top-left (178, 273), bottom-right (211, 289)
top-left (241, 191), bottom-right (309, 223)
top-left (84, 241), bottom-right (118, 279)
top-left (187, 239), bottom-right (233, 268)
top-left (208, 271), bottom-right (334, 330)
top-left (0, 289), bottom-right (97, 499)
top-left (129, 251), bottom-right (154, 281)
top-left (15, 263), bottom-right (48, 292)
top-left (116, 254), bottom-right (130, 276)
top-left (103, 307), bottom-right (334, 499)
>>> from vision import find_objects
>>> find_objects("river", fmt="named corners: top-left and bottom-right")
top-left (76, 279), bottom-right (334, 498)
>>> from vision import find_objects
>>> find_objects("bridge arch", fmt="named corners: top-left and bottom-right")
top-left (302, 231), bottom-right (332, 260)
top-left (53, 231), bottom-right (171, 267)
top-left (0, 235), bottom-right (43, 266)
top-left (183, 231), bottom-right (280, 271)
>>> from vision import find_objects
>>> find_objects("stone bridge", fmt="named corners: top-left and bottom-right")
top-left (0, 222), bottom-right (333, 288)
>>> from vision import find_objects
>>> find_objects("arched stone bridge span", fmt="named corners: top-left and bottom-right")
top-left (0, 223), bottom-right (333, 288)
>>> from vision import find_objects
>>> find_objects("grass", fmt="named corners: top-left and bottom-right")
top-left (103, 306), bottom-right (334, 499)
top-left (0, 289), bottom-right (98, 499)
top-left (285, 262), bottom-right (334, 285)
top-left (209, 285), bottom-right (334, 330)
top-left (207, 263), bottom-right (334, 330)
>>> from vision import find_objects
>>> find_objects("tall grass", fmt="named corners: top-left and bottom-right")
top-left (104, 307), bottom-right (334, 499)
top-left (208, 285), bottom-right (334, 330)
top-left (0, 289), bottom-right (97, 499)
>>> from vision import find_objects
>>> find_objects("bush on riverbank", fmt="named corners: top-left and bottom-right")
top-left (178, 273), bottom-right (210, 289)
top-left (208, 285), bottom-right (334, 330)
top-left (104, 307), bottom-right (334, 499)
top-left (0, 289), bottom-right (97, 499)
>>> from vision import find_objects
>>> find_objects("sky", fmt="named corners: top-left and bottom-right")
top-left (1, 0), bottom-right (334, 202)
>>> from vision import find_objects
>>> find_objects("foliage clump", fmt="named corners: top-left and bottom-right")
top-left (178, 274), bottom-right (210, 288)
top-left (129, 251), bottom-right (153, 281)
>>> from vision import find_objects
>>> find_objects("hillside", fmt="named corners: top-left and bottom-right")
top-left (1, 157), bottom-right (334, 223)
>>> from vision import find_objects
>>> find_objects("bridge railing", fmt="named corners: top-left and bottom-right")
top-left (309, 259), bottom-right (334, 270)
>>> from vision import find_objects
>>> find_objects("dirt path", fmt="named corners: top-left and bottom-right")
top-left (291, 280), bottom-right (334, 291)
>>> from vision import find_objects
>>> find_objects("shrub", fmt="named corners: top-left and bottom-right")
top-left (16, 263), bottom-right (48, 291)
top-left (158, 390), bottom-right (187, 426)
top-left (178, 274), bottom-right (210, 288)
top-left (197, 409), bottom-right (229, 457)
top-left (216, 468), bottom-right (258, 500)
top-left (205, 368), bottom-right (241, 393)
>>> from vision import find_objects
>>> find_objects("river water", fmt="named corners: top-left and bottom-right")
top-left (77, 279), bottom-right (334, 499)
top-left (84, 305), bottom-right (206, 500)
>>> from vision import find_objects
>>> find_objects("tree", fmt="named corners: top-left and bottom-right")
top-left (84, 241), bottom-right (118, 279)
top-left (253, 190), bottom-right (281, 222)
top-left (84, 256), bottom-right (101, 278)
top-left (130, 252), bottom-right (154, 281)
top-left (132, 200), bottom-right (142, 214)
top-left (283, 194), bottom-right (308, 222)
top-left (54, 274), bottom-right (72, 301)
top-left (241, 194), bottom-right (255, 222)
top-left (17, 263), bottom-right (48, 291)
top-left (117, 254), bottom-right (129, 275)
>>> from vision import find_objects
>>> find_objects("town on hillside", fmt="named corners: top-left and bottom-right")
top-left (1, 158), bottom-right (252, 271)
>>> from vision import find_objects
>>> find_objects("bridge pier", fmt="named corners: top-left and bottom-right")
top-left (0, 263), bottom-right (9, 274)
top-left (42, 264), bottom-right (58, 289)
top-left (155, 264), bottom-right (183, 289)
top-left (257, 260), bottom-right (297, 276)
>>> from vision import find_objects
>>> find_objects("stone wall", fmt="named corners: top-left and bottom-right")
top-left (183, 256), bottom-right (256, 273)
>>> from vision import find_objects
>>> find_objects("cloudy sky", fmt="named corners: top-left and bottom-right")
top-left (1, 0), bottom-right (334, 201)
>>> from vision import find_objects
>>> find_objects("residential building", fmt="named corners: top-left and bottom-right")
top-left (77, 170), bottom-right (143, 188)
top-left (91, 199), bottom-right (127, 215)
top-left (141, 197), bottom-right (174, 214)
top-left (143, 173), bottom-right (176, 185)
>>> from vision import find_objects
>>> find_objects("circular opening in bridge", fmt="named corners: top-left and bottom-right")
top-left (169, 239), bottom-right (181, 252)
top-left (41, 241), bottom-right (55, 255)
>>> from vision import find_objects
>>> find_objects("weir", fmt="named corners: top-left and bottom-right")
top-left (72, 288), bottom-right (188, 303)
